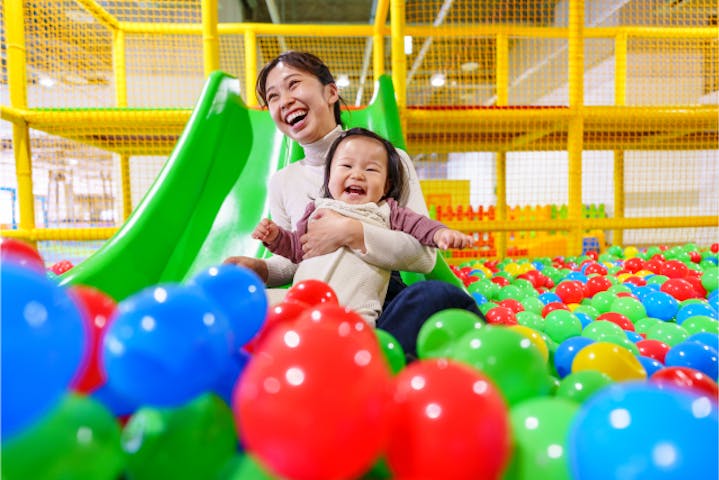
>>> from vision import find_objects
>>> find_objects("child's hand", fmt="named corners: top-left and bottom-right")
top-left (252, 218), bottom-right (279, 243)
top-left (434, 228), bottom-right (473, 250)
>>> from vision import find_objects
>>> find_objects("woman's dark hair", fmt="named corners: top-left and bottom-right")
top-left (321, 127), bottom-right (405, 202)
top-left (256, 51), bottom-right (345, 126)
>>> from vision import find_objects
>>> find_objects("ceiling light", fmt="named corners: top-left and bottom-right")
top-left (39, 76), bottom-right (56, 88)
top-left (430, 73), bottom-right (446, 88)
top-left (404, 36), bottom-right (413, 55)
top-left (461, 61), bottom-right (480, 73)
top-left (336, 74), bottom-right (350, 88)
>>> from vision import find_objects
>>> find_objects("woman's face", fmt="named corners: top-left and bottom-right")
top-left (263, 61), bottom-right (339, 145)
top-left (327, 136), bottom-right (389, 205)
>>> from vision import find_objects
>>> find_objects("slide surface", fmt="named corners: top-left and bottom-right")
top-left (61, 71), bottom-right (461, 301)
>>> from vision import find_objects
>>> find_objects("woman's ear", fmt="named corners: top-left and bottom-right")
top-left (325, 82), bottom-right (339, 104)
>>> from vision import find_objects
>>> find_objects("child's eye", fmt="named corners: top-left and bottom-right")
top-left (289, 79), bottom-right (300, 88)
top-left (267, 93), bottom-right (278, 102)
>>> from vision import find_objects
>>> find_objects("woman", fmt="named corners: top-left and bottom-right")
top-left (224, 51), bottom-right (481, 358)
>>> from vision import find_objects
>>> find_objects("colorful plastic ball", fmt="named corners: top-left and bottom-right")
top-left (1, 263), bottom-right (86, 439)
top-left (0, 237), bottom-right (46, 273)
top-left (541, 301), bottom-right (570, 318)
top-left (555, 280), bottom-right (585, 304)
top-left (516, 311), bottom-right (545, 331)
top-left (590, 291), bottom-right (617, 314)
top-left (506, 397), bottom-right (579, 480)
top-left (585, 275), bottom-right (612, 297)
top-left (451, 326), bottom-right (553, 405)
top-left (609, 296), bottom-right (647, 324)
top-left (660, 259), bottom-right (690, 279)
top-left (596, 311), bottom-right (635, 331)
top-left (638, 355), bottom-right (664, 376)
top-left (471, 291), bottom-right (488, 306)
top-left (123, 393), bottom-right (237, 480)
top-left (417, 308), bottom-right (484, 359)
top-left (66, 285), bottom-right (117, 394)
top-left (686, 332), bottom-right (719, 351)
top-left (676, 302), bottom-right (718, 324)
top-left (571, 342), bottom-right (646, 381)
top-left (235, 307), bottom-right (392, 480)
top-left (245, 299), bottom-right (308, 353)
top-left (468, 278), bottom-right (500, 301)
top-left (485, 305), bottom-right (518, 325)
top-left (1, 393), bottom-right (124, 480)
top-left (284, 278), bottom-right (339, 307)
top-left (661, 278), bottom-right (699, 301)
top-left (636, 339), bottom-right (670, 364)
top-left (682, 315), bottom-right (719, 336)
top-left (375, 328), bottom-right (406, 374)
top-left (664, 341), bottom-right (718, 379)
top-left (103, 284), bottom-right (232, 407)
top-left (555, 370), bottom-right (613, 404)
top-left (49, 259), bottom-right (74, 276)
top-left (569, 382), bottom-right (718, 480)
top-left (645, 321), bottom-right (690, 347)
top-left (386, 359), bottom-right (511, 480)
top-left (642, 291), bottom-right (680, 321)
top-left (538, 292), bottom-right (562, 305)
top-left (508, 325), bottom-right (549, 363)
top-left (554, 336), bottom-right (595, 379)
top-left (651, 366), bottom-right (719, 399)
top-left (543, 310), bottom-right (583, 344)
top-left (189, 264), bottom-right (268, 352)
top-left (701, 267), bottom-right (718, 293)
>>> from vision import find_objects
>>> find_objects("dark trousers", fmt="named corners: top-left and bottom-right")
top-left (377, 278), bottom-right (483, 360)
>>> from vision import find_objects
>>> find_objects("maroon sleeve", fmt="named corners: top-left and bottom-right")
top-left (264, 202), bottom-right (316, 263)
top-left (387, 198), bottom-right (446, 247)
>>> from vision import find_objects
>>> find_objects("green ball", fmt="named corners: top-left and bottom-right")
top-left (1, 394), bottom-right (124, 480)
top-left (521, 297), bottom-right (546, 315)
top-left (516, 311), bottom-right (545, 331)
top-left (701, 267), bottom-right (718, 293)
top-left (591, 291), bottom-right (617, 314)
top-left (497, 285), bottom-right (526, 301)
top-left (645, 322), bottom-right (690, 347)
top-left (682, 315), bottom-right (719, 335)
top-left (582, 320), bottom-right (625, 342)
top-left (375, 329), bottom-right (406, 374)
top-left (634, 317), bottom-right (663, 335)
top-left (573, 305), bottom-right (600, 320)
top-left (416, 309), bottom-right (483, 360)
top-left (555, 370), bottom-right (613, 404)
top-left (610, 296), bottom-right (647, 323)
top-left (469, 278), bottom-right (500, 301)
top-left (543, 310), bottom-right (583, 344)
top-left (122, 393), bottom-right (238, 480)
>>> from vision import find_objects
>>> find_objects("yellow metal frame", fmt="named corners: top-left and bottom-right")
top-left (2, 0), bottom-right (718, 257)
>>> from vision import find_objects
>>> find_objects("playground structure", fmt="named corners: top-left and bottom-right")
top-left (2, 0), bottom-right (718, 274)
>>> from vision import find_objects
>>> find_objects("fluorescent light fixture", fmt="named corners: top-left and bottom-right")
top-left (39, 76), bottom-right (56, 88)
top-left (336, 74), bottom-right (350, 88)
top-left (430, 73), bottom-right (446, 87)
top-left (404, 35), bottom-right (413, 55)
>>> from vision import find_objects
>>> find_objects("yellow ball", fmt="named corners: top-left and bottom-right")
top-left (504, 262), bottom-right (521, 276)
top-left (507, 325), bottom-right (549, 363)
top-left (571, 341), bottom-right (646, 382)
top-left (624, 246), bottom-right (639, 259)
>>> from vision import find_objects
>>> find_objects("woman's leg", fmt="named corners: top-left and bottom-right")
top-left (376, 280), bottom-right (482, 360)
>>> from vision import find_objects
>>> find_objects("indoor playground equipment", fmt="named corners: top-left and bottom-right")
top-left (2, 1), bottom-right (719, 479)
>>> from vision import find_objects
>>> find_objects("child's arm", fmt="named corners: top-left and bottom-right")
top-left (433, 228), bottom-right (473, 250)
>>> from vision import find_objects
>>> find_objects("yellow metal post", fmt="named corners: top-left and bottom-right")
top-left (613, 33), bottom-right (627, 247)
top-left (495, 151), bottom-right (508, 258)
top-left (567, 0), bottom-right (585, 256)
top-left (113, 29), bottom-right (128, 107)
top-left (496, 34), bottom-right (509, 106)
top-left (201, 0), bottom-right (220, 77)
top-left (120, 155), bottom-right (132, 220)
top-left (372, 0), bottom-right (390, 80)
top-left (390, 0), bottom-right (407, 110)
top-left (244, 29), bottom-right (258, 107)
top-left (5, 0), bottom-right (36, 239)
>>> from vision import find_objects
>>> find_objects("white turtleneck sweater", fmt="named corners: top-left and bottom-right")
top-left (263, 125), bottom-right (436, 289)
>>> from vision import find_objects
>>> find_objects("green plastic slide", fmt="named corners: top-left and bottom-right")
top-left (61, 71), bottom-right (462, 301)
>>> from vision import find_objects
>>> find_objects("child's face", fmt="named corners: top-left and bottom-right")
top-left (327, 136), bottom-right (389, 204)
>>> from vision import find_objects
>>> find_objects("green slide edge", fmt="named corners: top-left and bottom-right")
top-left (60, 72), bottom-right (461, 301)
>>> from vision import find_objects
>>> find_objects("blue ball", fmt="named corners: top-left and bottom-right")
top-left (1, 263), bottom-right (85, 439)
top-left (471, 292), bottom-right (488, 306)
top-left (189, 264), bottom-right (267, 352)
top-left (665, 341), bottom-right (718, 380)
top-left (569, 382), bottom-right (718, 480)
top-left (686, 332), bottom-right (719, 351)
top-left (676, 302), bottom-right (718, 325)
top-left (103, 284), bottom-right (233, 407)
top-left (642, 291), bottom-right (680, 322)
top-left (538, 292), bottom-right (562, 305)
top-left (213, 350), bottom-right (250, 407)
top-left (638, 355), bottom-right (664, 376)
top-left (554, 336), bottom-right (595, 378)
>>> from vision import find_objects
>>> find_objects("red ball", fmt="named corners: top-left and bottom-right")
top-left (585, 275), bottom-right (612, 297)
top-left (1, 237), bottom-right (45, 272)
top-left (485, 306), bottom-right (518, 325)
top-left (660, 278), bottom-right (699, 301)
top-left (67, 285), bottom-right (117, 393)
top-left (583, 262), bottom-right (607, 276)
top-left (651, 366), bottom-right (719, 399)
top-left (623, 275), bottom-right (646, 287)
top-left (244, 299), bottom-right (308, 353)
top-left (50, 259), bottom-right (74, 275)
top-left (236, 307), bottom-right (392, 480)
top-left (636, 339), bottom-right (670, 364)
top-left (623, 257), bottom-right (645, 273)
top-left (490, 276), bottom-right (511, 287)
top-left (555, 280), bottom-right (585, 304)
top-left (711, 243), bottom-right (719, 254)
top-left (541, 301), bottom-right (570, 318)
top-left (597, 311), bottom-right (635, 331)
top-left (498, 298), bottom-right (525, 314)
top-left (660, 260), bottom-right (689, 279)
top-left (285, 279), bottom-right (339, 307)
top-left (386, 359), bottom-right (511, 480)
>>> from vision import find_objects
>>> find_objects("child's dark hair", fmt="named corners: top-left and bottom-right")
top-left (321, 128), bottom-right (405, 201)
top-left (256, 51), bottom-right (346, 127)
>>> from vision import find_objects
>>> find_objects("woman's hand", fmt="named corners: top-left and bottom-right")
top-left (301, 208), bottom-right (365, 258)
top-left (222, 256), bottom-right (269, 283)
